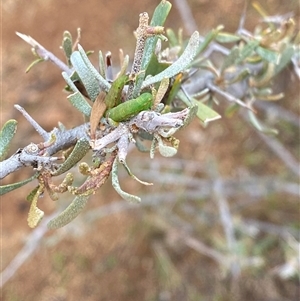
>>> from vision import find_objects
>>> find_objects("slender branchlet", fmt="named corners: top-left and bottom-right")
top-left (126, 12), bottom-right (150, 99)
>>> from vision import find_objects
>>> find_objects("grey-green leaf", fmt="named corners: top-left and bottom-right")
top-left (62, 71), bottom-right (92, 116)
top-left (142, 31), bottom-right (201, 89)
top-left (0, 173), bottom-right (39, 196)
top-left (47, 194), bottom-right (90, 229)
top-left (70, 51), bottom-right (100, 101)
top-left (157, 138), bottom-right (177, 157)
top-left (62, 31), bottom-right (73, 64)
top-left (0, 119), bottom-right (18, 161)
top-left (77, 44), bottom-right (111, 93)
top-left (52, 138), bottom-right (90, 176)
top-left (121, 160), bottom-right (152, 186)
top-left (67, 92), bottom-right (92, 117)
top-left (221, 46), bottom-right (240, 71)
top-left (111, 159), bottom-right (141, 203)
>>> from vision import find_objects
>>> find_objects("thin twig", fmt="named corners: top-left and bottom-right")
top-left (14, 105), bottom-right (49, 141)
top-left (256, 131), bottom-right (300, 177)
top-left (127, 13), bottom-right (150, 99)
top-left (184, 235), bottom-right (227, 265)
top-left (237, 0), bottom-right (249, 32)
top-left (242, 218), bottom-right (298, 239)
top-left (16, 32), bottom-right (73, 76)
top-left (207, 82), bottom-right (252, 110)
top-left (242, 109), bottom-right (300, 177)
top-left (0, 122), bottom-right (89, 179)
top-left (208, 160), bottom-right (241, 278)
top-left (255, 101), bottom-right (300, 128)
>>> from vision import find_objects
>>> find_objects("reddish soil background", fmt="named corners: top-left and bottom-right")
top-left (1, 1), bottom-right (299, 300)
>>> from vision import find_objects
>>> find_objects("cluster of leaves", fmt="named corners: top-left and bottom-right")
top-left (0, 0), bottom-right (299, 230)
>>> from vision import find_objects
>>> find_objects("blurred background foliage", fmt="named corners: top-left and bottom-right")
top-left (1, 0), bottom-right (299, 300)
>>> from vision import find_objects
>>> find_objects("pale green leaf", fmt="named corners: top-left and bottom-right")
top-left (274, 45), bottom-right (295, 76)
top-left (221, 46), bottom-right (240, 71)
top-left (98, 51), bottom-right (106, 78)
top-left (194, 101), bottom-right (221, 125)
top-left (235, 40), bottom-right (260, 65)
top-left (248, 110), bottom-right (278, 135)
top-left (166, 28), bottom-right (178, 47)
top-left (195, 25), bottom-right (224, 57)
top-left (178, 91), bottom-right (221, 125)
top-left (256, 46), bottom-right (281, 64)
top-left (216, 32), bottom-right (241, 43)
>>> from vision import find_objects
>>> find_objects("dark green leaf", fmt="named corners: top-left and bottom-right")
top-left (105, 75), bottom-right (128, 109)
top-left (145, 54), bottom-right (170, 78)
